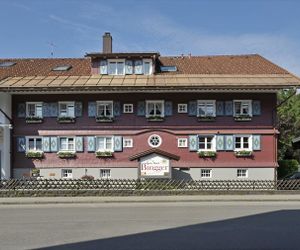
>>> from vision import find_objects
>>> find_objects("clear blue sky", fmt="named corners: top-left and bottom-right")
top-left (1, 0), bottom-right (300, 74)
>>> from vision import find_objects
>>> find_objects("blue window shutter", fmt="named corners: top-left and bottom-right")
top-left (137, 101), bottom-right (145, 116)
top-left (17, 137), bottom-right (26, 152)
top-left (50, 137), bottom-right (58, 152)
top-left (165, 101), bottom-right (173, 116)
top-left (134, 60), bottom-right (143, 74)
top-left (253, 135), bottom-right (261, 151)
top-left (125, 60), bottom-right (133, 74)
top-left (189, 135), bottom-right (198, 151)
top-left (42, 103), bottom-right (51, 117)
top-left (225, 101), bottom-right (233, 116)
top-left (76, 136), bottom-right (84, 152)
top-left (216, 101), bottom-right (224, 116)
top-left (114, 101), bottom-right (121, 116)
top-left (114, 136), bottom-right (123, 152)
top-left (75, 102), bottom-right (83, 117)
top-left (87, 136), bottom-right (96, 152)
top-left (216, 135), bottom-right (225, 151)
top-left (252, 101), bottom-right (261, 116)
top-left (100, 60), bottom-right (108, 74)
top-left (43, 137), bottom-right (51, 152)
top-left (225, 135), bottom-right (234, 151)
top-left (88, 102), bottom-right (96, 117)
top-left (188, 101), bottom-right (197, 116)
top-left (48, 103), bottom-right (58, 117)
top-left (17, 103), bottom-right (26, 118)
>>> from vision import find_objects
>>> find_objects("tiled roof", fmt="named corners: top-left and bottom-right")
top-left (0, 58), bottom-right (91, 79)
top-left (158, 54), bottom-right (289, 75)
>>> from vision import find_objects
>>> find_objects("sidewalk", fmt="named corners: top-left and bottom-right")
top-left (1, 194), bottom-right (300, 205)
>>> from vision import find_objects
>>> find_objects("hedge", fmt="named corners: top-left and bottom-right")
top-left (278, 159), bottom-right (299, 179)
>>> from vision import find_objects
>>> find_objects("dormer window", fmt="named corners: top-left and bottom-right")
top-left (108, 59), bottom-right (125, 75)
top-left (143, 59), bottom-right (152, 75)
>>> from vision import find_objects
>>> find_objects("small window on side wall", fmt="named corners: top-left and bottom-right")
top-left (123, 104), bottom-right (133, 113)
top-left (178, 138), bottom-right (188, 148)
top-left (237, 169), bottom-right (248, 178)
top-left (62, 169), bottom-right (73, 179)
top-left (100, 169), bottom-right (111, 179)
top-left (123, 138), bottom-right (133, 148)
top-left (178, 104), bottom-right (187, 113)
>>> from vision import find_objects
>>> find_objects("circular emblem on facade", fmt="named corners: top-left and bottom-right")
top-left (148, 134), bottom-right (162, 148)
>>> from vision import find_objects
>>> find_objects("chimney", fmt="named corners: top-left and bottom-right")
top-left (103, 32), bottom-right (112, 53)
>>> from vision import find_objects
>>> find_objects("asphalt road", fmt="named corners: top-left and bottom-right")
top-left (0, 201), bottom-right (300, 250)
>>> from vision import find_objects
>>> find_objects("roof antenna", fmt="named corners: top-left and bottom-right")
top-left (48, 42), bottom-right (56, 57)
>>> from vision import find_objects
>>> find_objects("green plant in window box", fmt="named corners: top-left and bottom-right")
top-left (234, 150), bottom-right (252, 157)
top-left (234, 114), bottom-right (252, 121)
top-left (57, 116), bottom-right (76, 123)
top-left (197, 116), bottom-right (216, 122)
top-left (198, 151), bottom-right (217, 158)
top-left (25, 150), bottom-right (44, 159)
top-left (57, 151), bottom-right (76, 159)
top-left (147, 115), bottom-right (164, 122)
top-left (25, 116), bottom-right (43, 124)
top-left (95, 151), bottom-right (113, 158)
top-left (96, 116), bottom-right (114, 123)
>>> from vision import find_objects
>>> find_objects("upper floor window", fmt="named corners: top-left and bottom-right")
top-left (234, 135), bottom-right (252, 151)
top-left (178, 138), bottom-right (188, 148)
top-left (59, 137), bottom-right (75, 151)
top-left (26, 137), bottom-right (43, 151)
top-left (143, 59), bottom-right (152, 75)
top-left (123, 104), bottom-right (133, 113)
top-left (178, 104), bottom-right (188, 113)
top-left (198, 135), bottom-right (216, 151)
top-left (26, 102), bottom-right (43, 118)
top-left (123, 138), bottom-right (133, 148)
top-left (108, 59), bottom-right (125, 75)
top-left (197, 100), bottom-right (216, 117)
top-left (96, 136), bottom-right (114, 152)
top-left (146, 100), bottom-right (164, 117)
top-left (97, 101), bottom-right (113, 118)
top-left (59, 102), bottom-right (75, 117)
top-left (234, 100), bottom-right (252, 116)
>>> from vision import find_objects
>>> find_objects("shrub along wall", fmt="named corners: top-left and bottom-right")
top-left (277, 159), bottom-right (299, 179)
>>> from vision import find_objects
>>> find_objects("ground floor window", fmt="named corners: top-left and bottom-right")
top-left (62, 169), bottom-right (72, 179)
top-left (100, 169), bottom-right (111, 179)
top-left (237, 169), bottom-right (248, 178)
top-left (201, 169), bottom-right (212, 178)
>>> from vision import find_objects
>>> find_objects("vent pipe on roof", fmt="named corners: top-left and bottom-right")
top-left (103, 32), bottom-right (112, 53)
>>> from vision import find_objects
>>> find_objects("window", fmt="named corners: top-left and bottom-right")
top-left (96, 137), bottom-right (114, 152)
top-left (59, 102), bottom-right (75, 117)
top-left (178, 104), bottom-right (187, 113)
top-left (198, 135), bottom-right (216, 151)
top-left (123, 104), bottom-right (133, 113)
top-left (26, 137), bottom-right (43, 151)
top-left (237, 169), bottom-right (248, 178)
top-left (123, 138), bottom-right (133, 148)
top-left (146, 100), bottom-right (164, 117)
top-left (234, 136), bottom-right (252, 150)
top-left (26, 102), bottom-right (43, 118)
top-left (143, 60), bottom-right (152, 75)
top-left (197, 100), bottom-right (216, 117)
top-left (97, 101), bottom-right (113, 118)
top-left (148, 134), bottom-right (162, 148)
top-left (108, 60), bottom-right (125, 75)
top-left (52, 65), bottom-right (72, 71)
top-left (59, 137), bottom-right (75, 151)
top-left (62, 169), bottom-right (73, 179)
top-left (234, 100), bottom-right (252, 116)
top-left (160, 66), bottom-right (177, 72)
top-left (0, 61), bottom-right (16, 67)
top-left (178, 138), bottom-right (188, 148)
top-left (201, 169), bottom-right (212, 178)
top-left (100, 169), bottom-right (111, 179)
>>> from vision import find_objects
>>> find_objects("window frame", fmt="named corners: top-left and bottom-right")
top-left (100, 169), bottom-right (111, 179)
top-left (26, 136), bottom-right (43, 152)
top-left (234, 135), bottom-right (252, 151)
top-left (145, 100), bottom-right (165, 118)
top-left (59, 137), bottom-right (75, 152)
top-left (143, 59), bottom-right (153, 75)
top-left (123, 138), bottom-right (133, 148)
top-left (96, 101), bottom-right (114, 118)
top-left (123, 104), bottom-right (134, 114)
top-left (107, 59), bottom-right (125, 75)
top-left (237, 169), bottom-right (248, 178)
top-left (58, 101), bottom-right (75, 118)
top-left (197, 100), bottom-right (216, 117)
top-left (201, 169), bottom-right (212, 178)
top-left (178, 104), bottom-right (188, 113)
top-left (62, 169), bottom-right (73, 179)
top-left (148, 134), bottom-right (162, 148)
top-left (26, 102), bottom-right (43, 118)
top-left (96, 136), bottom-right (114, 152)
top-left (198, 135), bottom-right (216, 152)
top-left (177, 138), bottom-right (188, 148)
top-left (233, 100), bottom-right (252, 117)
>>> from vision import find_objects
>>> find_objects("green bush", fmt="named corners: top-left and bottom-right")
top-left (278, 159), bottom-right (299, 179)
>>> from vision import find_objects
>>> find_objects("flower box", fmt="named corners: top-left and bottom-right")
top-left (234, 115), bottom-right (252, 121)
top-left (234, 150), bottom-right (253, 157)
top-left (198, 151), bottom-right (217, 158)
top-left (57, 151), bottom-right (76, 159)
top-left (25, 116), bottom-right (43, 124)
top-left (26, 150), bottom-right (44, 159)
top-left (57, 116), bottom-right (76, 123)
top-left (95, 151), bottom-right (113, 158)
top-left (197, 116), bottom-right (216, 122)
top-left (96, 116), bottom-right (114, 123)
top-left (147, 116), bottom-right (164, 122)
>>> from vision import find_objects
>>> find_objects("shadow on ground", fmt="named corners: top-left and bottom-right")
top-left (37, 210), bottom-right (300, 250)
